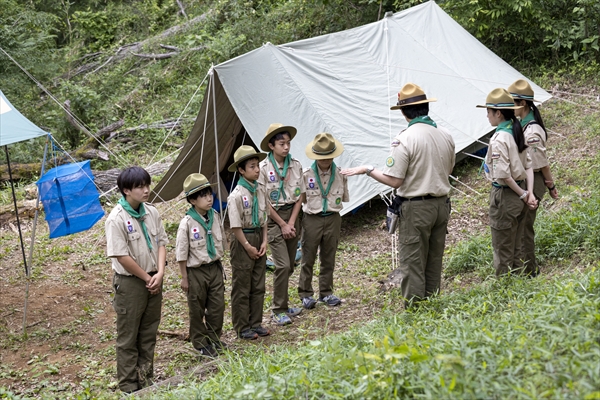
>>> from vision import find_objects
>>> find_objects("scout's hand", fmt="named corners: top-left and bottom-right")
top-left (181, 277), bottom-right (189, 293)
top-left (549, 187), bottom-right (559, 199)
top-left (258, 242), bottom-right (267, 258)
top-left (245, 245), bottom-right (261, 260)
top-left (340, 166), bottom-right (365, 176)
top-left (526, 193), bottom-right (538, 210)
top-left (147, 272), bottom-right (163, 293)
top-left (281, 223), bottom-right (296, 239)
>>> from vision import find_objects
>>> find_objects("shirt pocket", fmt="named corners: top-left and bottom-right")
top-left (190, 238), bottom-right (206, 249)
top-left (128, 231), bottom-right (141, 241)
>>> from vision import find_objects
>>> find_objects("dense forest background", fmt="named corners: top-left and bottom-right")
top-left (1, 0), bottom-right (599, 170)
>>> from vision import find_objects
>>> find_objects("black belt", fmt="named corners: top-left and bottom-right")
top-left (242, 227), bottom-right (261, 233)
top-left (492, 180), bottom-right (523, 189)
top-left (307, 212), bottom-right (335, 217)
top-left (275, 203), bottom-right (294, 211)
top-left (115, 270), bottom-right (157, 278)
top-left (397, 194), bottom-right (437, 201)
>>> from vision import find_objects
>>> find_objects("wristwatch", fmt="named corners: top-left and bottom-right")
top-left (365, 165), bottom-right (374, 176)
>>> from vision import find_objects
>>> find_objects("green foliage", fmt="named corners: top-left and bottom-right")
top-left (444, 233), bottom-right (493, 277)
top-left (155, 267), bottom-right (599, 399)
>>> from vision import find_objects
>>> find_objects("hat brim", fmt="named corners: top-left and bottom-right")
top-left (305, 139), bottom-right (345, 160)
top-left (476, 104), bottom-right (524, 109)
top-left (227, 152), bottom-right (267, 172)
top-left (182, 182), bottom-right (217, 199)
top-left (260, 126), bottom-right (297, 152)
top-left (390, 98), bottom-right (437, 110)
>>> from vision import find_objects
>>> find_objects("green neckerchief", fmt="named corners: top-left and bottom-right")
top-left (268, 152), bottom-right (291, 205)
top-left (520, 110), bottom-right (535, 127)
top-left (407, 115), bottom-right (437, 128)
top-left (186, 207), bottom-right (216, 260)
top-left (496, 120), bottom-right (513, 136)
top-left (312, 161), bottom-right (336, 214)
top-left (237, 176), bottom-right (260, 227)
top-left (118, 196), bottom-right (153, 250)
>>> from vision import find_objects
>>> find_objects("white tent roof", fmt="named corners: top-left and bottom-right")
top-left (151, 1), bottom-right (551, 213)
top-left (1, 90), bottom-right (48, 146)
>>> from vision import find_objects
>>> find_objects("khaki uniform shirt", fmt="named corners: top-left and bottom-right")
top-left (227, 182), bottom-right (268, 228)
top-left (523, 122), bottom-right (549, 171)
top-left (382, 123), bottom-right (455, 198)
top-left (302, 165), bottom-right (349, 214)
top-left (485, 130), bottom-right (532, 183)
top-left (259, 157), bottom-right (305, 207)
top-left (175, 212), bottom-right (224, 267)
top-left (106, 203), bottom-right (168, 275)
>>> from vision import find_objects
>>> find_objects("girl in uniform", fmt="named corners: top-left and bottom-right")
top-left (477, 88), bottom-right (537, 276)
top-left (508, 79), bottom-right (559, 275)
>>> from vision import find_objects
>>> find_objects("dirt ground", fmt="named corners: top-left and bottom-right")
top-left (1, 90), bottom-right (597, 398)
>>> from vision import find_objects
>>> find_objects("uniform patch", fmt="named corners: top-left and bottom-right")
top-left (483, 163), bottom-right (490, 174)
top-left (335, 197), bottom-right (341, 205)
top-left (385, 156), bottom-right (395, 167)
top-left (191, 226), bottom-right (201, 240)
top-left (294, 187), bottom-right (301, 196)
top-left (270, 190), bottom-right (279, 202)
top-left (268, 170), bottom-right (276, 182)
top-left (308, 177), bottom-right (315, 189)
top-left (491, 152), bottom-right (501, 160)
top-left (125, 220), bottom-right (135, 233)
top-left (242, 195), bottom-right (250, 208)
top-left (391, 140), bottom-right (400, 147)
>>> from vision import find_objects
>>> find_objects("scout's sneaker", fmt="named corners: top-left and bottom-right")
top-left (198, 344), bottom-right (218, 358)
top-left (319, 294), bottom-right (342, 307)
top-left (301, 296), bottom-right (317, 310)
top-left (286, 307), bottom-right (303, 317)
top-left (253, 326), bottom-right (271, 336)
top-left (238, 329), bottom-right (259, 340)
top-left (272, 312), bottom-right (292, 326)
top-left (212, 340), bottom-right (229, 353)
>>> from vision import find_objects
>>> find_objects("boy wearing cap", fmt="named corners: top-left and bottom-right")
top-left (105, 166), bottom-right (168, 393)
top-left (258, 123), bottom-right (305, 326)
top-left (227, 145), bottom-right (271, 340)
top-left (176, 173), bottom-right (226, 357)
top-left (342, 83), bottom-right (455, 308)
top-left (298, 133), bottom-right (349, 309)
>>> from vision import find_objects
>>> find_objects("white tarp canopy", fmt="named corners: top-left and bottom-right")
top-left (1, 90), bottom-right (48, 146)
top-left (151, 0), bottom-right (551, 213)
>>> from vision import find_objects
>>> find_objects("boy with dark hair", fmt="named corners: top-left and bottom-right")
top-left (258, 123), bottom-right (304, 326)
top-left (227, 145), bottom-right (270, 340)
top-left (176, 173), bottom-right (227, 357)
top-left (105, 166), bottom-right (168, 393)
top-left (299, 133), bottom-right (349, 309)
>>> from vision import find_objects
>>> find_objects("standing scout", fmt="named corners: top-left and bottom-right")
top-left (105, 166), bottom-right (168, 393)
top-left (478, 88), bottom-right (537, 276)
top-left (227, 145), bottom-right (271, 340)
top-left (298, 133), bottom-right (349, 309)
top-left (508, 79), bottom-right (559, 276)
top-left (258, 123), bottom-right (304, 326)
top-left (176, 173), bottom-right (226, 357)
top-left (342, 83), bottom-right (455, 308)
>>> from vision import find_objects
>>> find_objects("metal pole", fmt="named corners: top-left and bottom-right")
top-left (211, 67), bottom-right (223, 213)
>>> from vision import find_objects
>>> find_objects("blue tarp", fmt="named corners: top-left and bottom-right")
top-left (0, 90), bottom-right (48, 146)
top-left (37, 160), bottom-right (105, 238)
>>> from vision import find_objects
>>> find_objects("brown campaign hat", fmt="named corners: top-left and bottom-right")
top-left (182, 173), bottom-right (216, 197)
top-left (305, 133), bottom-right (344, 160)
top-left (476, 88), bottom-right (524, 109)
top-left (227, 145), bottom-right (267, 172)
top-left (390, 83), bottom-right (437, 110)
top-left (508, 79), bottom-right (541, 102)
top-left (260, 123), bottom-right (297, 152)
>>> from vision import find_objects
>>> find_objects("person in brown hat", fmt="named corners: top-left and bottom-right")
top-left (342, 83), bottom-right (455, 308)
top-left (258, 123), bottom-right (304, 326)
top-left (175, 173), bottom-right (227, 357)
top-left (227, 145), bottom-right (270, 340)
top-left (298, 133), bottom-right (349, 308)
top-left (477, 88), bottom-right (538, 276)
top-left (508, 79), bottom-right (559, 276)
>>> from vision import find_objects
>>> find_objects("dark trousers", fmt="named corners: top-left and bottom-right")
top-left (490, 185), bottom-right (527, 276)
top-left (298, 213), bottom-right (341, 299)
top-left (230, 230), bottom-right (266, 335)
top-left (112, 273), bottom-right (162, 393)
top-left (397, 196), bottom-right (450, 305)
top-left (187, 261), bottom-right (225, 349)
top-left (269, 207), bottom-right (301, 314)
top-left (521, 171), bottom-right (546, 275)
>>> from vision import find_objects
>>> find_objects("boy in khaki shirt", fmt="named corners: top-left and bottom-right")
top-left (176, 173), bottom-right (226, 357)
top-left (227, 146), bottom-right (270, 340)
top-left (105, 166), bottom-right (167, 393)
top-left (299, 133), bottom-right (349, 309)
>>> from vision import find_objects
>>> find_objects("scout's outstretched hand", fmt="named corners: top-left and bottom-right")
top-left (341, 166), bottom-right (366, 176)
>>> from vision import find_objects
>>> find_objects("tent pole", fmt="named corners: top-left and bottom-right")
top-left (22, 137), bottom-right (50, 336)
top-left (211, 67), bottom-right (223, 213)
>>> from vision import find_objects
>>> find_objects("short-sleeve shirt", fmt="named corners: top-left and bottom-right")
top-left (227, 182), bottom-right (268, 229)
top-left (302, 165), bottom-right (349, 214)
top-left (175, 212), bottom-right (224, 267)
top-left (523, 121), bottom-right (549, 171)
top-left (105, 203), bottom-right (168, 275)
top-left (382, 123), bottom-right (455, 198)
top-left (259, 156), bottom-right (305, 207)
top-left (485, 130), bottom-right (532, 183)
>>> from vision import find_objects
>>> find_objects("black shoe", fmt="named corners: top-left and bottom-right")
top-left (253, 326), bottom-right (271, 337)
top-left (212, 340), bottom-right (229, 352)
top-left (238, 329), bottom-right (259, 340)
top-left (198, 344), bottom-right (218, 357)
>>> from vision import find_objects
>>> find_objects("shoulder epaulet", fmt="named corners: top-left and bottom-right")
top-left (303, 167), bottom-right (312, 173)
top-left (259, 158), bottom-right (269, 167)
top-left (522, 120), bottom-right (539, 130)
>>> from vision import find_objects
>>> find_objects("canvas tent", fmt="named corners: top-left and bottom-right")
top-left (150, 0), bottom-right (552, 213)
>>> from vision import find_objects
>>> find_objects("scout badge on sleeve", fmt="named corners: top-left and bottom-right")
top-left (126, 220), bottom-right (135, 233)
top-left (242, 195), bottom-right (250, 208)
top-left (308, 177), bottom-right (315, 189)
